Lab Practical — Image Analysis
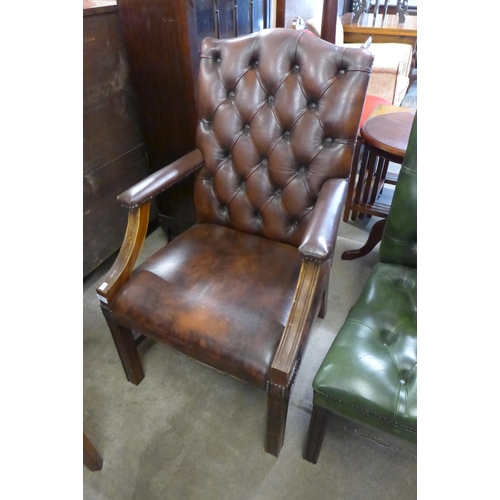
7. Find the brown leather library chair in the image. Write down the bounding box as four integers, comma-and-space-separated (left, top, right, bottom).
95, 28, 373, 457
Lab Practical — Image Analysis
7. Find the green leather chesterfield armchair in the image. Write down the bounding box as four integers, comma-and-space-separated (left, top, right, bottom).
304, 113, 417, 464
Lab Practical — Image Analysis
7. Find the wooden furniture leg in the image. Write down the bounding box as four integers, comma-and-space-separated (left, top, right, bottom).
304, 405, 329, 464
359, 150, 378, 219
101, 307, 145, 385
265, 385, 291, 457
341, 219, 386, 260
83, 433, 103, 471
376, 158, 390, 196
370, 156, 385, 204
344, 137, 364, 222
351, 145, 370, 221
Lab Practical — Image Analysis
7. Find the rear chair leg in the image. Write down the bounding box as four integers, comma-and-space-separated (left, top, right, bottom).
304, 404, 329, 464
101, 306, 145, 385
265, 384, 291, 457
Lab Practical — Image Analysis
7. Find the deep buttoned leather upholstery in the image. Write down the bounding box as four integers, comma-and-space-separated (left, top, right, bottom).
98, 28, 373, 456
306, 113, 417, 462
194, 30, 372, 247
312, 261, 417, 441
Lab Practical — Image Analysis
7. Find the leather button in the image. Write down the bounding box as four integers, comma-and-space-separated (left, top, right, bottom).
240, 181, 246, 189
283, 131, 290, 138
293, 65, 299, 72
324, 137, 333, 145
268, 96, 274, 104
275, 189, 281, 195
261, 159, 268, 166
228, 91, 235, 99
299, 167, 306, 174
309, 103, 317, 110
244, 124, 250, 131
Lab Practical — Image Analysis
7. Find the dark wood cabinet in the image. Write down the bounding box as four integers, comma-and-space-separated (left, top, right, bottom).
83, 1, 157, 277
115, 0, 270, 239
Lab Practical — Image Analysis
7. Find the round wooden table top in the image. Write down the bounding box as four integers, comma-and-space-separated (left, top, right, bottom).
361, 110, 416, 157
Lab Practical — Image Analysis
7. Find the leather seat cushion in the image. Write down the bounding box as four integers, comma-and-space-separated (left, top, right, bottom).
313, 262, 417, 442
111, 223, 305, 389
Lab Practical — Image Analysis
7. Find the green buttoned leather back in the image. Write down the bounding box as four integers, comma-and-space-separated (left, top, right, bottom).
311, 112, 418, 442
379, 113, 417, 268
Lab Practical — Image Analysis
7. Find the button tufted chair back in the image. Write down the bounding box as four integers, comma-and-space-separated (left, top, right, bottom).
195, 29, 373, 246
304, 113, 417, 465
379, 112, 417, 268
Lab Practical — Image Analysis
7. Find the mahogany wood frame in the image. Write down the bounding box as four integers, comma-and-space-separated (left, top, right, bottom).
83, 433, 103, 472
303, 404, 329, 464
341, 218, 386, 260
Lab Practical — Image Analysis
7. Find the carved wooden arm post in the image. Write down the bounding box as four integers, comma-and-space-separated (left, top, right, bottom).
96, 149, 205, 306
265, 178, 347, 456
96, 203, 150, 306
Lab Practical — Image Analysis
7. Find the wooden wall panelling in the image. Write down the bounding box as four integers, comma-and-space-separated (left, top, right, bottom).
83, 2, 158, 277
320, 0, 339, 43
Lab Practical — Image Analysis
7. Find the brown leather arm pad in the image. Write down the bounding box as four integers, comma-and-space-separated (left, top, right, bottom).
298, 178, 348, 261
117, 149, 205, 209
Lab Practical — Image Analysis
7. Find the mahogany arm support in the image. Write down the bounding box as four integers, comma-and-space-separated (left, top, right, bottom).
298, 178, 348, 262
96, 203, 151, 306
95, 150, 204, 305
270, 179, 347, 387
270, 259, 322, 388
117, 149, 205, 209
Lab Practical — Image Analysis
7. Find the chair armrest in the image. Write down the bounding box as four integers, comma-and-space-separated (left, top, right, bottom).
270, 179, 347, 387
299, 178, 348, 262
117, 149, 205, 209
96, 203, 150, 305
270, 259, 322, 388
96, 149, 205, 304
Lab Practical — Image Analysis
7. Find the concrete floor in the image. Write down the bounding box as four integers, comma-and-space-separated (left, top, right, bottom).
83, 185, 417, 499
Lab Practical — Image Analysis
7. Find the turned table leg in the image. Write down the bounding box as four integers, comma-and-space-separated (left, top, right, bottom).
341, 219, 386, 261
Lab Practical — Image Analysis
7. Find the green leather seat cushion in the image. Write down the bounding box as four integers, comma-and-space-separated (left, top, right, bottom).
313, 262, 417, 442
